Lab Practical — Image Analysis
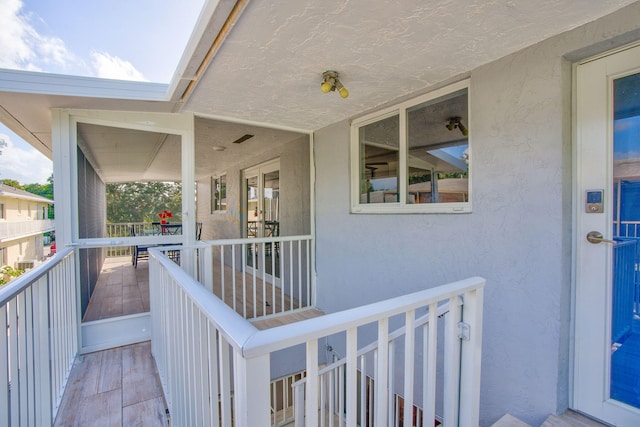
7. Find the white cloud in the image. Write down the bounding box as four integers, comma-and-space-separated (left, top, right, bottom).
0, 131, 53, 184
0, 0, 146, 80
0, 0, 78, 72
91, 51, 147, 81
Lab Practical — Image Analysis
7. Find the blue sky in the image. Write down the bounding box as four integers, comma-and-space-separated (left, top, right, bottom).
0, 0, 204, 184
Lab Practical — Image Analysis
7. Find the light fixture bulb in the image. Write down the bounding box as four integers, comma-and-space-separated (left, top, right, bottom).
321, 81, 333, 93
338, 86, 349, 98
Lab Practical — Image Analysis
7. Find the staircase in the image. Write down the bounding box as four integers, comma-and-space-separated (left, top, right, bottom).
491, 411, 610, 427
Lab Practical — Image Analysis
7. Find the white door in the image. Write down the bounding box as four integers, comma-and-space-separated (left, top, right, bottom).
574, 44, 640, 425
242, 159, 280, 279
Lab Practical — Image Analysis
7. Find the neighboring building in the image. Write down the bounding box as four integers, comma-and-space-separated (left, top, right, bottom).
0, 183, 54, 270
3, 2, 640, 426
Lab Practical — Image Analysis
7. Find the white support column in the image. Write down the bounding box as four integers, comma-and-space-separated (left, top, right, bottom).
181, 113, 196, 245
233, 352, 271, 427
51, 109, 74, 247
459, 288, 484, 427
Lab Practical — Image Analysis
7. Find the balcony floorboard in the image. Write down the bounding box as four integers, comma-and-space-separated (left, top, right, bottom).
83, 256, 148, 322
54, 341, 167, 427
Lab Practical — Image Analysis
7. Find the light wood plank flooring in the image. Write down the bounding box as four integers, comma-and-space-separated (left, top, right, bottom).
54, 341, 167, 427
83, 257, 149, 321
210, 259, 314, 319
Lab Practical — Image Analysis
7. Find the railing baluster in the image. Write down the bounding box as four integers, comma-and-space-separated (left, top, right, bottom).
252, 244, 257, 319
1, 305, 9, 427
306, 239, 311, 308
24, 287, 36, 426
220, 247, 226, 305
443, 296, 461, 426
298, 240, 302, 310
388, 339, 395, 427
271, 243, 276, 315
206, 324, 219, 426
232, 244, 237, 313
359, 355, 366, 427
289, 241, 294, 312
242, 244, 247, 318
423, 303, 437, 425
262, 242, 267, 317
403, 310, 415, 427
375, 318, 389, 426
280, 240, 285, 313
219, 339, 232, 426
320, 373, 326, 427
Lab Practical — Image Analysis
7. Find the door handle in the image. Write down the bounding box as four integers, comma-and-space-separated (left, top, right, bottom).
586, 231, 616, 245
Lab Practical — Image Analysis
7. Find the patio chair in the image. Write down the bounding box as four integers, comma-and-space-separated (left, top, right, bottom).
131, 225, 153, 268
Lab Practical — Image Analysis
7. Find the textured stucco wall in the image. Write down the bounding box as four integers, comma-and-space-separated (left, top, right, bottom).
196, 135, 310, 240
313, 3, 640, 425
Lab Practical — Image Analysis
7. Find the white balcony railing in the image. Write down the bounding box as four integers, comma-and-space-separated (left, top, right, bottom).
0, 248, 78, 426
157, 235, 314, 320
0, 219, 55, 241
149, 247, 485, 427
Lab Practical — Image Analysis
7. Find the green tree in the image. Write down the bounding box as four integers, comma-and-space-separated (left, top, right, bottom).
1, 178, 24, 189
24, 176, 54, 200
106, 182, 182, 223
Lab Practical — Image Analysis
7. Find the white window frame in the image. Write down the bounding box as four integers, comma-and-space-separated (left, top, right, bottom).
350, 79, 471, 214
211, 173, 228, 213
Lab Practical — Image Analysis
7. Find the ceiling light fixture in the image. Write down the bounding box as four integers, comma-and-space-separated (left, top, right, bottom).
446, 117, 469, 136
321, 70, 349, 98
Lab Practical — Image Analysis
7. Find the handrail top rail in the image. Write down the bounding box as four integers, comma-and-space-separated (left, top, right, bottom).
0, 247, 74, 306
243, 276, 485, 358
201, 234, 313, 246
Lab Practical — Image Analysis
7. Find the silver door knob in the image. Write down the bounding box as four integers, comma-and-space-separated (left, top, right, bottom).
586, 231, 616, 245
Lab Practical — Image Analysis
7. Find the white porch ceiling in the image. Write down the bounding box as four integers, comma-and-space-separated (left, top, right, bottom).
183, 0, 639, 130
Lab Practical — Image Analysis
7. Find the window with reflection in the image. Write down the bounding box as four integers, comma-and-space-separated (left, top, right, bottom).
407, 88, 469, 204
211, 174, 227, 212
359, 114, 399, 204
351, 81, 470, 213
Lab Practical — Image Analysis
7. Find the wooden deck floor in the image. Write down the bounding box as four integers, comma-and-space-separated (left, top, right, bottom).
54, 341, 167, 427
83, 257, 149, 321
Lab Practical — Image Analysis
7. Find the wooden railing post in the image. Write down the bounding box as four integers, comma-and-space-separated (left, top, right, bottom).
459, 287, 484, 427
234, 352, 271, 426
